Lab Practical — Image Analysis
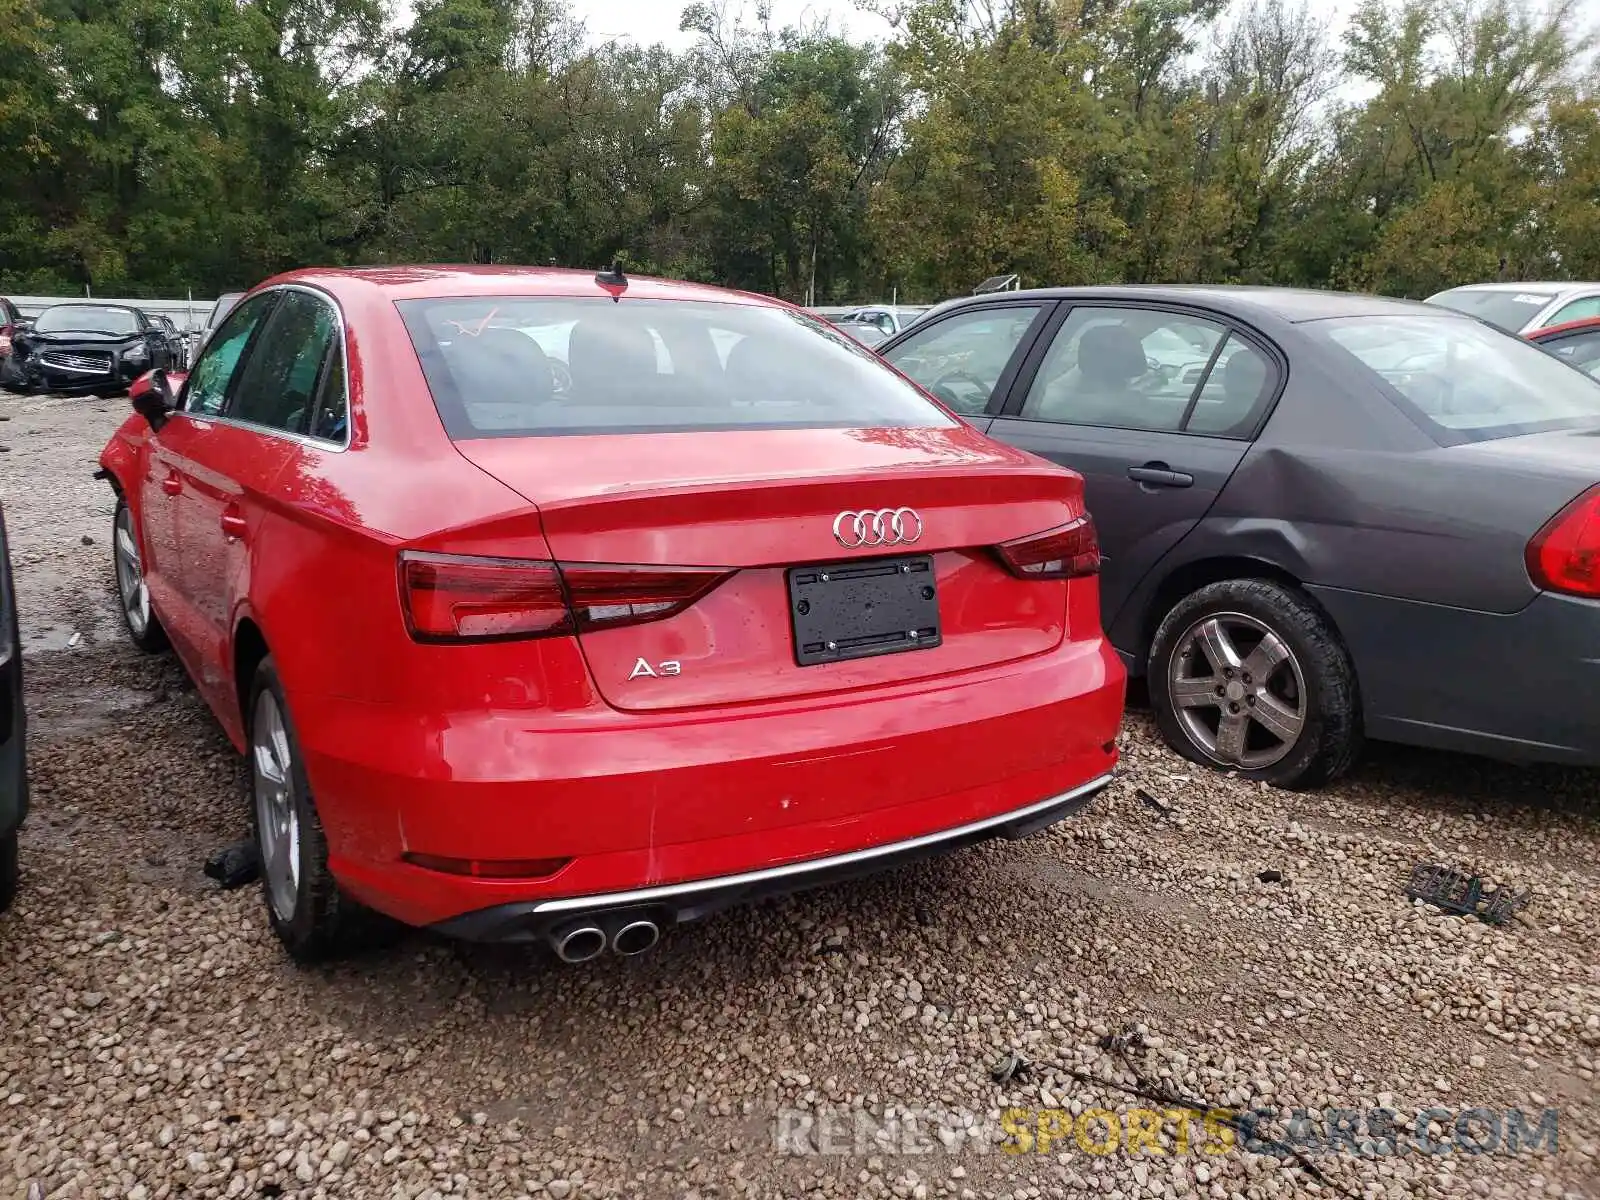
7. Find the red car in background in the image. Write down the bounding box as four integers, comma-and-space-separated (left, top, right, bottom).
97, 266, 1124, 962
1527, 315, 1600, 379
0, 297, 24, 391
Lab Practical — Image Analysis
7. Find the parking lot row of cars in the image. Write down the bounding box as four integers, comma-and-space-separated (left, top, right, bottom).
4, 269, 1599, 974
0, 293, 247, 396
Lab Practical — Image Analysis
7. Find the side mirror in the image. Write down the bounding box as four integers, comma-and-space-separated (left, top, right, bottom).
130, 368, 175, 432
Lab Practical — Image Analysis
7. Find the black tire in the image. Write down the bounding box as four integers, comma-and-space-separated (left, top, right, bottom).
246, 656, 370, 961
1147, 578, 1361, 790
112, 498, 169, 652
0, 829, 17, 914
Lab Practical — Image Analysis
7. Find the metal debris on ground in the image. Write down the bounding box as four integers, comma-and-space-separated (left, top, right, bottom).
1135, 787, 1173, 816
1405, 862, 1529, 925
203, 839, 261, 890
990, 1052, 1030, 1084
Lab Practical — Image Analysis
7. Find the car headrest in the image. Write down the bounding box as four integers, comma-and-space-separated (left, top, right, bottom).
1223, 345, 1269, 404
723, 334, 773, 393
567, 319, 658, 399
446, 326, 553, 406
1078, 324, 1148, 386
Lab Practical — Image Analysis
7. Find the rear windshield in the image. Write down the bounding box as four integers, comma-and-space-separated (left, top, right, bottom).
397, 296, 957, 438
1425, 287, 1555, 332
34, 306, 139, 336
1313, 314, 1600, 442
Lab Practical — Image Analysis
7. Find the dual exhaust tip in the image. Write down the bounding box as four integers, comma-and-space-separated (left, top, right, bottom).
551, 916, 660, 963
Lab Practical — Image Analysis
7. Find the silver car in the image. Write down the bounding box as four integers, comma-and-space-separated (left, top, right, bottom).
1425, 281, 1600, 334
190, 291, 246, 362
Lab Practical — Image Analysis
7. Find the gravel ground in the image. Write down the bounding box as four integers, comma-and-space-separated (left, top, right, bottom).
1, 392, 1597, 1200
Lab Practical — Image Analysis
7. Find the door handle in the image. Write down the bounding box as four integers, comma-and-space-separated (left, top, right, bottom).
220, 508, 247, 541
161, 473, 182, 497
1128, 463, 1194, 489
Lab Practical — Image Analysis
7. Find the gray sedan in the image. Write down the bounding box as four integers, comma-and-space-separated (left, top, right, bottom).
878, 286, 1600, 788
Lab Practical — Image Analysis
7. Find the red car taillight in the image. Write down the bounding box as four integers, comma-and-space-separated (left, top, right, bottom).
1526, 484, 1600, 598
0, 327, 12, 356
399, 551, 733, 642
992, 516, 1101, 580
400, 553, 569, 640
561, 562, 735, 631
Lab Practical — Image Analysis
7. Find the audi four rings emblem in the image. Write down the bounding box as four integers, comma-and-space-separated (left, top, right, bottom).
832, 507, 924, 548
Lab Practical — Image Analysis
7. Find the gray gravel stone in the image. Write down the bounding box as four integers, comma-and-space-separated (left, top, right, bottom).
0, 395, 1596, 1200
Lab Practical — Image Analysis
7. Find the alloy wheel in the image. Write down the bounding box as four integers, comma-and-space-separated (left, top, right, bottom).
252, 689, 301, 922
113, 507, 149, 636
1167, 611, 1307, 769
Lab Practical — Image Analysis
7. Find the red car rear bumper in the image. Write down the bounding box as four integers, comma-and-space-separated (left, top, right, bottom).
297, 637, 1126, 933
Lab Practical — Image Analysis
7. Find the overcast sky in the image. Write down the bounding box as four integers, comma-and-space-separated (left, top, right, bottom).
570, 0, 1600, 59
575, 0, 896, 49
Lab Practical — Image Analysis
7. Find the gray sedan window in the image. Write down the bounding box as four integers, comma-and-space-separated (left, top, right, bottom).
1318, 314, 1600, 441
880, 305, 1042, 415
1022, 308, 1225, 432
1183, 337, 1275, 436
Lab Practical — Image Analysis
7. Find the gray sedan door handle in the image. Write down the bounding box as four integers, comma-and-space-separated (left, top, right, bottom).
1128, 463, 1194, 488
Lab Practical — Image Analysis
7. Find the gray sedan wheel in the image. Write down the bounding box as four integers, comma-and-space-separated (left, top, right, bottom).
1148, 579, 1362, 790
1167, 612, 1306, 770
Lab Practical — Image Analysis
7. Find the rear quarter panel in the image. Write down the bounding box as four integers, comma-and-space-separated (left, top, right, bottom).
1160, 330, 1557, 615
1117, 326, 1596, 739
231, 289, 605, 864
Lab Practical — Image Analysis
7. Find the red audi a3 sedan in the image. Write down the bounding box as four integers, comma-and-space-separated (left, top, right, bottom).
97, 266, 1125, 962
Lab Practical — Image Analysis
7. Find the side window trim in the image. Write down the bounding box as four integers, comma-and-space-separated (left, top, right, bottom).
1177, 333, 1232, 429
998, 301, 1072, 418
1001, 299, 1288, 440
217, 301, 277, 418
304, 337, 346, 442
984, 301, 1055, 416
886, 300, 1057, 417
179, 291, 280, 417
205, 285, 352, 451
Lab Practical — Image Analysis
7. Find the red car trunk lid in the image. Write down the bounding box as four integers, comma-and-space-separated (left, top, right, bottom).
454, 427, 1088, 712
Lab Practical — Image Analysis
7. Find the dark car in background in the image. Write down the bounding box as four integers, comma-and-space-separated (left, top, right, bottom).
880, 286, 1600, 788
12, 303, 177, 396
151, 313, 189, 370
0, 501, 24, 913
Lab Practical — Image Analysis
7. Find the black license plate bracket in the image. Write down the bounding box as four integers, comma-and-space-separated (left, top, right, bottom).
787, 555, 942, 666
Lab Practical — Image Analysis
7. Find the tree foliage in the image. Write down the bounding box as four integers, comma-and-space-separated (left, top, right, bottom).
0, 0, 1596, 301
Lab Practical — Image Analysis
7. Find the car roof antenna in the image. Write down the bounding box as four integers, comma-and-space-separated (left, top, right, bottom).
596, 259, 627, 301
